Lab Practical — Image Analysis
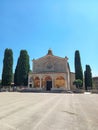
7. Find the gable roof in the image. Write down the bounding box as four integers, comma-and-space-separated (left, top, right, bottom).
32, 49, 68, 62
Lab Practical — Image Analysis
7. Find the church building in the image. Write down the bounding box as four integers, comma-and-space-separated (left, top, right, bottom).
28, 49, 75, 91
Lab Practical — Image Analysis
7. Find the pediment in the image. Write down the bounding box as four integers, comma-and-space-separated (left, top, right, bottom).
33, 54, 67, 63
32, 50, 69, 73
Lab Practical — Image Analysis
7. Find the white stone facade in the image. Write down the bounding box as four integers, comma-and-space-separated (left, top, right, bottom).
28, 50, 75, 91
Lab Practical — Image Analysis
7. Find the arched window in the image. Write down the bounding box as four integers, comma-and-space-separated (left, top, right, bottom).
34, 77, 40, 87
45, 76, 52, 81
55, 76, 65, 88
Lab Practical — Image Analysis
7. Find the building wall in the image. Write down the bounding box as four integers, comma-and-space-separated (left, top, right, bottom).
28, 72, 70, 90
33, 55, 68, 73
93, 77, 98, 89
70, 72, 76, 90
28, 50, 71, 90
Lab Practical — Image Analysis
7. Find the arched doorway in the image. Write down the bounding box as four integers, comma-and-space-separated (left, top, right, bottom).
45, 76, 52, 91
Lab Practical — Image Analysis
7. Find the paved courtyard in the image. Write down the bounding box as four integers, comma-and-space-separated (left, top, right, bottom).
0, 92, 98, 130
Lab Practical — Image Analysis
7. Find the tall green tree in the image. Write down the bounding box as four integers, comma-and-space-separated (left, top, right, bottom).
84, 65, 92, 90
74, 50, 83, 88
2, 48, 13, 86
14, 50, 30, 86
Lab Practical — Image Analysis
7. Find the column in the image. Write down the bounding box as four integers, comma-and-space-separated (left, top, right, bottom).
65, 74, 68, 90
32, 77, 35, 88
32, 79, 34, 88
42, 78, 45, 89
52, 76, 54, 89
40, 76, 42, 89
66, 73, 70, 90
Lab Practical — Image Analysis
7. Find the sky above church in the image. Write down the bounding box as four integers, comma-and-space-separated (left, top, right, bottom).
0, 0, 98, 78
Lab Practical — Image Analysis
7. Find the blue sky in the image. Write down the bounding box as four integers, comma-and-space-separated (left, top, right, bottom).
0, 0, 98, 79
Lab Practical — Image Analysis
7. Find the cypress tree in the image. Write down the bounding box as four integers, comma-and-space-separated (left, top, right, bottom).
74, 50, 83, 88
84, 65, 92, 90
2, 48, 13, 86
14, 50, 30, 86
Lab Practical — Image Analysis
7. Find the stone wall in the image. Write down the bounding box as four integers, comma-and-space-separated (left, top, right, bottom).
33, 55, 68, 73
70, 72, 76, 90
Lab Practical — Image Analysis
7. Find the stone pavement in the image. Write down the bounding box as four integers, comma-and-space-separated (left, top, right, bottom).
0, 92, 98, 130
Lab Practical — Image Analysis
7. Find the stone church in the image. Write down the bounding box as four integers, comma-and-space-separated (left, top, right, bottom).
28, 49, 75, 91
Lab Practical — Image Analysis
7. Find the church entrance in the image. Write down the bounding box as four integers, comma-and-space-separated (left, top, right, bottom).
46, 81, 52, 91
45, 76, 52, 91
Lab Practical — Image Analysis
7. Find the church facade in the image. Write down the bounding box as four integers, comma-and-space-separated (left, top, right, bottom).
28, 49, 75, 91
